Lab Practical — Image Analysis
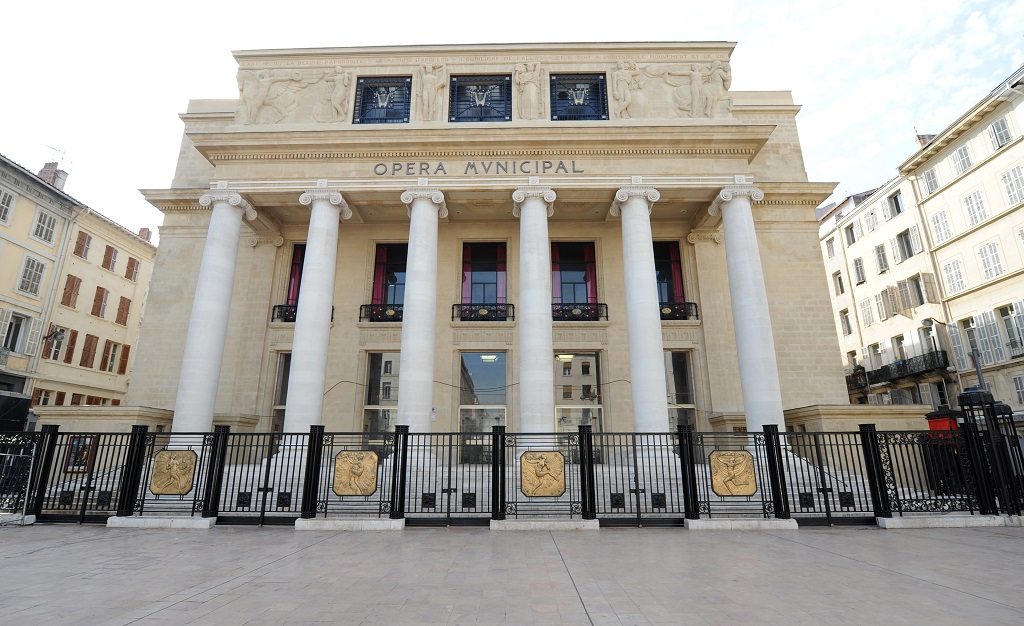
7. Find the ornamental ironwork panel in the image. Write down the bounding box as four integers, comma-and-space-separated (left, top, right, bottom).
659, 301, 699, 321
353, 76, 411, 124
550, 74, 608, 121
552, 303, 608, 321
449, 75, 512, 122
452, 303, 513, 321
360, 304, 404, 322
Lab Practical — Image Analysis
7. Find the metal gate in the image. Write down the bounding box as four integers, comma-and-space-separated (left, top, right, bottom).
403, 433, 492, 525
214, 433, 306, 525
590, 433, 686, 526
33, 432, 132, 523
780, 432, 876, 525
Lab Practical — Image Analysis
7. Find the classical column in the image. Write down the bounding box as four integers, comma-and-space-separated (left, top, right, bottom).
172, 190, 256, 433
611, 186, 670, 432
513, 187, 557, 432
396, 187, 446, 432
710, 184, 786, 431
283, 186, 350, 433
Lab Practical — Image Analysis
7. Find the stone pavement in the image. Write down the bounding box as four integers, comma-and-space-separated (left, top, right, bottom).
1, 524, 1023, 624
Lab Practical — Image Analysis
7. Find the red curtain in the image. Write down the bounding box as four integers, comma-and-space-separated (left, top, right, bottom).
461, 244, 473, 303
670, 243, 684, 302
550, 243, 561, 302
372, 245, 388, 304
496, 243, 507, 303
287, 244, 305, 306
584, 243, 597, 304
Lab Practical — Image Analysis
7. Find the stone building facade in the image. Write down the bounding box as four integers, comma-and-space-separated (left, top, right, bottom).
128, 42, 858, 435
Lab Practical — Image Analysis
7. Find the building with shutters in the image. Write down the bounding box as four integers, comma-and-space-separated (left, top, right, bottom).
819, 64, 1024, 414
0, 153, 156, 425
121, 41, 900, 437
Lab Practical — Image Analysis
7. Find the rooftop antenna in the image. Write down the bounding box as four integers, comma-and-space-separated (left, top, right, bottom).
45, 145, 72, 169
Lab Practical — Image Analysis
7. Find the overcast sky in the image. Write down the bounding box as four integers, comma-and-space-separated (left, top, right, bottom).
3, 0, 1022, 239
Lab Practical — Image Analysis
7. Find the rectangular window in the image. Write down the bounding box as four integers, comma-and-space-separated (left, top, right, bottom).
563, 362, 572, 376
365, 352, 399, 410
825, 238, 835, 258
931, 210, 953, 243
80, 334, 99, 368
581, 361, 591, 376
100, 340, 121, 373
367, 243, 407, 321
115, 297, 131, 325
61, 274, 81, 308
101, 245, 118, 271
459, 352, 508, 441
978, 242, 1004, 280
462, 242, 507, 306
124, 257, 140, 282
1002, 165, 1024, 206
2, 313, 27, 352
952, 146, 973, 175
832, 271, 845, 295
286, 244, 305, 306
943, 259, 966, 294
70, 393, 83, 406
352, 76, 412, 124
888, 192, 904, 216
18, 257, 46, 296
381, 382, 392, 399
552, 242, 599, 320
43, 326, 66, 360
448, 75, 512, 122
864, 210, 878, 231
1014, 375, 1024, 406
922, 168, 939, 195
853, 258, 866, 284
32, 210, 57, 243
554, 352, 603, 433
874, 244, 889, 273
0, 187, 14, 223
859, 298, 875, 327
844, 220, 862, 245
893, 226, 921, 262
91, 287, 109, 318
963, 191, 987, 225
653, 242, 686, 304
989, 117, 1013, 150
550, 74, 609, 121
840, 309, 853, 336
73, 231, 91, 258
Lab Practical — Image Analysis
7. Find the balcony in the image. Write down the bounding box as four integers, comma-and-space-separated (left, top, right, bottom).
452, 303, 514, 321
659, 301, 699, 321
866, 350, 949, 385
1008, 338, 1024, 360
845, 369, 868, 393
360, 304, 404, 322
552, 303, 608, 321
271, 305, 333, 323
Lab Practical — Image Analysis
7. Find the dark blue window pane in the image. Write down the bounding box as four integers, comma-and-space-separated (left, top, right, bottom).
449, 75, 512, 122
353, 77, 411, 124
550, 74, 608, 121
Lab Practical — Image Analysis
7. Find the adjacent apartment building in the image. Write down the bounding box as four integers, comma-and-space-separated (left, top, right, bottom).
0, 154, 156, 423
820, 64, 1024, 414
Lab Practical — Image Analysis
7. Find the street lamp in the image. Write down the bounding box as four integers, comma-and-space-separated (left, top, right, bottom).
41, 324, 66, 346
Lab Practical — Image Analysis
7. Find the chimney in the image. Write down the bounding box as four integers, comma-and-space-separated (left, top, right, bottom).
138, 227, 152, 242
38, 162, 69, 190
916, 134, 937, 148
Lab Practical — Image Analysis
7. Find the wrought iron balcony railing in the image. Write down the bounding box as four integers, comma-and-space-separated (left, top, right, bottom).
0, 347, 9, 367
552, 303, 608, 321
271, 305, 333, 323
866, 350, 949, 385
360, 304, 404, 322
1008, 338, 1024, 360
846, 370, 868, 392
659, 301, 699, 321
452, 303, 514, 321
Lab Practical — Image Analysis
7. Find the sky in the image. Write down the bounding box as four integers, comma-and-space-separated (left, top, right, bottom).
3, 0, 1023, 240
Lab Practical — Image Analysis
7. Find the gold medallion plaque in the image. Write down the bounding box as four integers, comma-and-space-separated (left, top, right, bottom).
520, 451, 565, 497
334, 451, 379, 496
149, 450, 197, 495
709, 450, 756, 496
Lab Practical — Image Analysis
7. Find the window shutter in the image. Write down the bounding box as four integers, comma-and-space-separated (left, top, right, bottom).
867, 394, 880, 405
982, 310, 1006, 363
63, 330, 78, 364
0, 308, 11, 346
1013, 301, 1024, 346
948, 325, 969, 370
55, 391, 66, 406
875, 293, 887, 320
897, 280, 913, 311
918, 383, 935, 409
42, 333, 53, 359
92, 288, 104, 316
853, 219, 863, 239
116, 297, 131, 325
61, 275, 77, 306
853, 258, 865, 283
973, 314, 995, 366
23, 318, 42, 355
102, 245, 114, 269
890, 237, 902, 264
118, 345, 131, 375
882, 201, 891, 221
921, 273, 939, 303
909, 225, 922, 253
100, 340, 112, 371
124, 258, 135, 280
74, 231, 89, 257
31, 389, 41, 406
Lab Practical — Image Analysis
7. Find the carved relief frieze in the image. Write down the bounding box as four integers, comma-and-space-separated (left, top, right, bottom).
149, 450, 197, 496
312, 67, 353, 123
520, 451, 565, 497
417, 63, 448, 122
360, 329, 402, 346
237, 68, 326, 125
709, 450, 756, 497
453, 329, 514, 345
514, 62, 543, 120
662, 328, 701, 345
333, 451, 378, 496
552, 329, 608, 344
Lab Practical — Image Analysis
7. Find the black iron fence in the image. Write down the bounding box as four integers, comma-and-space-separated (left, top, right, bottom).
9, 416, 1023, 527
867, 350, 949, 385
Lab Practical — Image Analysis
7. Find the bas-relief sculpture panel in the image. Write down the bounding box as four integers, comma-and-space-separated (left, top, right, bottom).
233, 59, 733, 125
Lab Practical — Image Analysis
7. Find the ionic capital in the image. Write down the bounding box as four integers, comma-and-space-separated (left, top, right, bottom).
249, 235, 285, 248
400, 187, 447, 219
610, 186, 660, 217
708, 184, 764, 216
199, 191, 257, 221
299, 189, 352, 220
686, 229, 723, 245
511, 186, 556, 218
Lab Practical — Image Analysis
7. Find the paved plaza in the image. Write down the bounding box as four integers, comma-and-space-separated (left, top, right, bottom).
1, 523, 1023, 624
